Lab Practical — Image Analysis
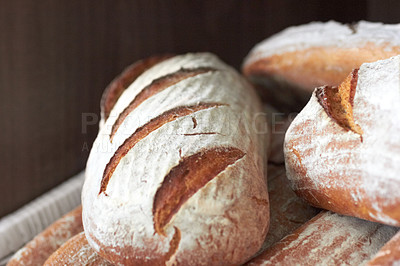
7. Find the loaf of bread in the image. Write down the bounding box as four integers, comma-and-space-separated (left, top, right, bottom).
44, 232, 112, 266
367, 231, 400, 265
284, 55, 400, 226
246, 211, 398, 265
243, 21, 400, 111
7, 205, 83, 266
82, 53, 269, 265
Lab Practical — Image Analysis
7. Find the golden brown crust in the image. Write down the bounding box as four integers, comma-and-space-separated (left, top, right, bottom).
368, 231, 400, 266
100, 55, 172, 121
7, 206, 83, 266
153, 147, 245, 235
100, 103, 224, 195
244, 44, 400, 111
110, 67, 215, 141
246, 211, 397, 265
44, 232, 112, 266
316, 69, 362, 136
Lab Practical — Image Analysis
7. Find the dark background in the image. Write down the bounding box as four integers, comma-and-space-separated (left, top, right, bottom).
1, 0, 399, 217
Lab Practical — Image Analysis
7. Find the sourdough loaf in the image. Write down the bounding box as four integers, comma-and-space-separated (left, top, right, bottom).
83, 53, 269, 265
243, 21, 400, 111
284, 55, 400, 225
246, 211, 398, 265
7, 206, 83, 266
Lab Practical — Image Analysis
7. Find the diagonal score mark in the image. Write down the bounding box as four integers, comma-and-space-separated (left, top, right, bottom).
99, 103, 225, 195
101, 55, 172, 122
110, 67, 217, 141
153, 147, 245, 235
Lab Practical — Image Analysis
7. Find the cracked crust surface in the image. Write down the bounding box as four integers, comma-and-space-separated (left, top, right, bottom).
83, 53, 269, 265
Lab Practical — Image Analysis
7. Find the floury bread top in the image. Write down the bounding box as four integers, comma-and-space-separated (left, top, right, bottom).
244, 21, 400, 66
82, 53, 270, 265
284, 55, 400, 226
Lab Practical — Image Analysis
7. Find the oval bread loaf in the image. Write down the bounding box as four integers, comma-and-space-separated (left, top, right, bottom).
246, 211, 398, 266
7, 206, 83, 266
284, 55, 400, 226
243, 21, 400, 111
82, 53, 270, 265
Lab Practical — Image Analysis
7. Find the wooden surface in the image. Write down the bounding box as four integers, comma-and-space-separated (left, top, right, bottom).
0, 0, 397, 217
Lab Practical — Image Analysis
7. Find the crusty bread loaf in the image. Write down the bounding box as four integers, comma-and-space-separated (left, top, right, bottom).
44, 232, 112, 266
246, 211, 398, 266
243, 21, 400, 111
82, 53, 269, 265
367, 231, 400, 266
7, 205, 83, 266
284, 55, 400, 226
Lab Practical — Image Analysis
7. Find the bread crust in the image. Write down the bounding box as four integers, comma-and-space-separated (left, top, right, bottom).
284, 56, 400, 225
246, 211, 398, 265
83, 53, 269, 265
7, 206, 83, 266
367, 231, 400, 265
243, 21, 400, 111
251, 164, 319, 258
44, 232, 112, 266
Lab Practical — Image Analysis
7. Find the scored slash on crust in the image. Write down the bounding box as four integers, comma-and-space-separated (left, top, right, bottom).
101, 55, 172, 122
153, 147, 245, 236
109, 67, 217, 142
99, 103, 225, 195
316, 69, 363, 137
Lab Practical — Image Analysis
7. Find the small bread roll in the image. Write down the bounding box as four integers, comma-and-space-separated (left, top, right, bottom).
246, 211, 398, 266
7, 206, 83, 266
44, 232, 112, 266
83, 53, 269, 265
243, 21, 400, 111
284, 55, 400, 225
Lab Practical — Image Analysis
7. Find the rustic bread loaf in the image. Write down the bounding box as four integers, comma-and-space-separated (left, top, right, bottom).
246, 211, 398, 266
367, 231, 400, 266
243, 21, 400, 111
44, 232, 112, 266
82, 53, 269, 265
7, 206, 83, 266
284, 55, 400, 226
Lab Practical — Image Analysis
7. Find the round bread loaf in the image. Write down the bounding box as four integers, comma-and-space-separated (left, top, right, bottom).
243, 21, 400, 111
82, 53, 269, 265
284, 55, 400, 226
